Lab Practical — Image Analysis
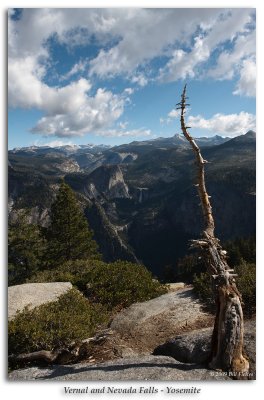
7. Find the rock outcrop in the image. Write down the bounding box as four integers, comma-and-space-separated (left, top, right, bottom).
8, 282, 72, 320
8, 355, 231, 381
110, 288, 214, 352
83, 165, 130, 200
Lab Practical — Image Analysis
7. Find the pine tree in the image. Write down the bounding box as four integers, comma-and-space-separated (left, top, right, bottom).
46, 182, 100, 266
8, 212, 46, 285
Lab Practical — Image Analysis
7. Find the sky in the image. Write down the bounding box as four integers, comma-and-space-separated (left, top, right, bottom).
2, 3, 264, 400
8, 8, 256, 149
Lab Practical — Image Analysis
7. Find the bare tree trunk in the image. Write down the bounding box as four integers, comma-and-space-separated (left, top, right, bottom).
177, 85, 249, 378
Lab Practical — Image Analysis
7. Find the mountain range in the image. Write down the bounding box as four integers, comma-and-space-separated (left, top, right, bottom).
8, 131, 256, 278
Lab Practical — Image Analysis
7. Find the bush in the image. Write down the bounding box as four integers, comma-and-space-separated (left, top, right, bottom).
29, 259, 167, 310
193, 271, 215, 310
86, 260, 167, 310
235, 261, 256, 317
193, 261, 256, 317
28, 259, 104, 291
8, 288, 108, 356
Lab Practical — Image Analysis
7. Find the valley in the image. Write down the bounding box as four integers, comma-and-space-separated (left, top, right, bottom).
8, 131, 256, 278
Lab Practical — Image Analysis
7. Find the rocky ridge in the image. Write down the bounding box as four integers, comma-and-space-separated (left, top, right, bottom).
9, 285, 256, 381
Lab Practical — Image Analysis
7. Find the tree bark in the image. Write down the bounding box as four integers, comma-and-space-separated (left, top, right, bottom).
177, 85, 249, 378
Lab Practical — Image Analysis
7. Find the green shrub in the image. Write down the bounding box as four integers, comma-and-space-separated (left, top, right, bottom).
193, 261, 256, 317
28, 259, 104, 291
235, 261, 256, 317
28, 259, 167, 310
8, 288, 108, 356
193, 272, 215, 311
86, 260, 167, 310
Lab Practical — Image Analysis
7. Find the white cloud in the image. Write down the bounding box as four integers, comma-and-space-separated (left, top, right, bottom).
8, 55, 126, 138
188, 112, 256, 136
159, 9, 255, 86
208, 31, 255, 80
160, 109, 181, 125
30, 87, 125, 137
9, 9, 255, 85
131, 74, 148, 87
159, 36, 210, 82
88, 9, 251, 81
8, 9, 132, 138
8, 14, 127, 138
62, 60, 88, 81
9, 8, 255, 88
168, 109, 181, 119
233, 58, 256, 97
32, 139, 74, 148
123, 88, 134, 95
8, 8, 256, 141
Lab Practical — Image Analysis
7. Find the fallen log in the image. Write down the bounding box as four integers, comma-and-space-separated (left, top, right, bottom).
9, 329, 113, 366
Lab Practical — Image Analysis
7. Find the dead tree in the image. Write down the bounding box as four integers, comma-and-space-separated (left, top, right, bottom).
176, 84, 249, 377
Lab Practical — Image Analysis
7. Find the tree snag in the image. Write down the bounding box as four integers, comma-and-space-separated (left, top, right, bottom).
176, 84, 249, 378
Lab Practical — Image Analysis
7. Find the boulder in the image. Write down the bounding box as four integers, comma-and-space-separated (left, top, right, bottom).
8, 355, 231, 381
153, 319, 256, 379
110, 287, 214, 352
8, 282, 73, 320
153, 327, 212, 364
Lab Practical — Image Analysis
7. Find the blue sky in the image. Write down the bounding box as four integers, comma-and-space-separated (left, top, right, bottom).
8, 8, 256, 149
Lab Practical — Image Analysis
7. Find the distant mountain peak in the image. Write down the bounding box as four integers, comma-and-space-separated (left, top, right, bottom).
245, 130, 256, 138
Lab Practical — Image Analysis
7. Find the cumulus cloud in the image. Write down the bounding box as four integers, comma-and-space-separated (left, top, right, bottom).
159, 36, 210, 81
131, 74, 148, 87
8, 9, 131, 138
88, 8, 254, 83
30, 87, 125, 137
8, 8, 256, 140
168, 109, 181, 119
159, 9, 255, 85
8, 10, 128, 138
8, 53, 125, 137
208, 31, 255, 80
233, 58, 256, 97
9, 9, 255, 85
188, 112, 256, 136
160, 109, 181, 125
123, 88, 134, 95
207, 30, 256, 97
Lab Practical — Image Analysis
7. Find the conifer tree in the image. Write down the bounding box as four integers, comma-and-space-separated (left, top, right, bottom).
46, 182, 100, 266
8, 212, 46, 285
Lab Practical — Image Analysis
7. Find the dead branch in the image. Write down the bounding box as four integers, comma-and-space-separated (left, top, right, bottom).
9, 330, 113, 366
